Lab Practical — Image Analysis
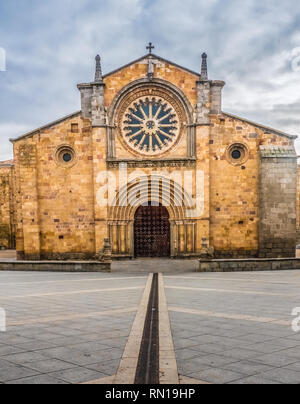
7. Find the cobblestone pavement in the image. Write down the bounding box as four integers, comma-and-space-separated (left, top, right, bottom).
164, 271, 300, 384
0, 272, 147, 384
1, 268, 300, 384
112, 258, 198, 273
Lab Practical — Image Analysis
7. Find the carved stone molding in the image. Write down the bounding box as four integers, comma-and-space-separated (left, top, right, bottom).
108, 78, 194, 125
106, 158, 196, 169
108, 220, 132, 226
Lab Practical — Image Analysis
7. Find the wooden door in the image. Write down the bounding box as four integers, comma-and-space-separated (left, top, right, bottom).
134, 204, 170, 257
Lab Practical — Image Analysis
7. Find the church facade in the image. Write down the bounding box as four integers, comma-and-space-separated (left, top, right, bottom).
0, 47, 298, 260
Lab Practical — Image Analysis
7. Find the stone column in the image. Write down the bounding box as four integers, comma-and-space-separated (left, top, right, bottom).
81, 55, 109, 254
259, 146, 297, 258
196, 81, 211, 125
119, 223, 127, 254
297, 165, 300, 245
18, 143, 41, 260
78, 85, 93, 119
92, 126, 109, 253
178, 223, 186, 254
111, 223, 118, 254
186, 222, 195, 253
13, 145, 25, 259
210, 81, 225, 115
187, 126, 196, 158
170, 221, 178, 257
194, 124, 211, 255
127, 221, 134, 256
193, 56, 215, 255
195, 53, 220, 125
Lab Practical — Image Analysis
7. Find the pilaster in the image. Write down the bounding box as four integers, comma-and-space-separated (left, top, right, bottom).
195, 124, 211, 254
210, 80, 225, 115
196, 80, 211, 125
18, 143, 41, 260
259, 146, 297, 258
92, 127, 109, 253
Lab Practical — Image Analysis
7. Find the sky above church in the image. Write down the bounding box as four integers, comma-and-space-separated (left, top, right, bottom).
1, 0, 300, 160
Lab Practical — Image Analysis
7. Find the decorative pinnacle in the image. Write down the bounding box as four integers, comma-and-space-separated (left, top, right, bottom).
201, 52, 208, 80
146, 42, 155, 54
95, 54, 103, 82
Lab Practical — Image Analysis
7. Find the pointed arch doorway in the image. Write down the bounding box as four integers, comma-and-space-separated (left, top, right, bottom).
134, 203, 170, 258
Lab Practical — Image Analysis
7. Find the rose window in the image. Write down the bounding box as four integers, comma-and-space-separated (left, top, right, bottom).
121, 96, 180, 156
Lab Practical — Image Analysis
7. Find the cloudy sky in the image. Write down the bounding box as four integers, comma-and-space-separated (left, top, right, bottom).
1, 0, 300, 160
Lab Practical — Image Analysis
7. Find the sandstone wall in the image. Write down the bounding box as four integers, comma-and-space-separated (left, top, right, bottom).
13, 115, 97, 260
259, 146, 297, 258
0, 161, 16, 249
210, 114, 294, 258
10, 56, 298, 260
296, 165, 300, 245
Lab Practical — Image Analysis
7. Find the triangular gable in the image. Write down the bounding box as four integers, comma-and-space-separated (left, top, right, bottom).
103, 53, 200, 80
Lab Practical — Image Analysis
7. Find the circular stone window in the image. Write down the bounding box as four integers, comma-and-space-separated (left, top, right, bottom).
63, 153, 72, 163
231, 150, 241, 160
120, 94, 182, 157
226, 143, 249, 166
55, 145, 76, 167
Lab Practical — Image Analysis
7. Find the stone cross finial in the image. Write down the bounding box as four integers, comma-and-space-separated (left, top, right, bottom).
95, 54, 103, 82
146, 42, 155, 54
201, 52, 208, 80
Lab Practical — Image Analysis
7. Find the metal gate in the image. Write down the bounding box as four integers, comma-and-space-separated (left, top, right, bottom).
134, 204, 170, 258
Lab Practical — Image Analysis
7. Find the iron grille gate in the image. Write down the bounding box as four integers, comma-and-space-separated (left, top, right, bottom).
134, 204, 170, 258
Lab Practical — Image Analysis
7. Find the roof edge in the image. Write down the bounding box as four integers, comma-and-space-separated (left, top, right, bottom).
0, 159, 14, 168
101, 53, 201, 80
10, 111, 82, 143
223, 112, 298, 140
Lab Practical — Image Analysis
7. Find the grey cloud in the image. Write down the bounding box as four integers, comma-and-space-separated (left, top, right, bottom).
0, 0, 300, 159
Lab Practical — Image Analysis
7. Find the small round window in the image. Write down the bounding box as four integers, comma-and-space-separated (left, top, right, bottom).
63, 153, 72, 163
231, 150, 241, 160
226, 143, 248, 166
55, 145, 76, 167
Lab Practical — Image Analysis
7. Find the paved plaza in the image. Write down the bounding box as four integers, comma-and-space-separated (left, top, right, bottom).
165, 271, 300, 384
0, 265, 300, 384
0, 272, 147, 384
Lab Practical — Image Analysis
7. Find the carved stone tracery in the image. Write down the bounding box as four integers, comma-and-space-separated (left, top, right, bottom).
106, 78, 195, 160
117, 86, 187, 158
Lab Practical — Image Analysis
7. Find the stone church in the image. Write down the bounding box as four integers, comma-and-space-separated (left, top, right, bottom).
0, 45, 298, 260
